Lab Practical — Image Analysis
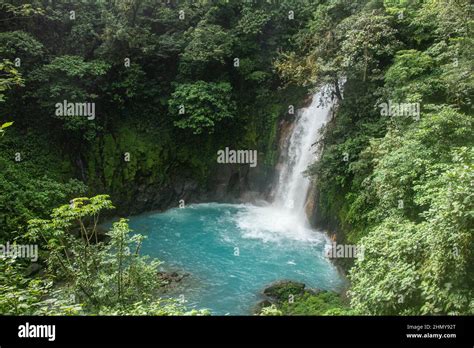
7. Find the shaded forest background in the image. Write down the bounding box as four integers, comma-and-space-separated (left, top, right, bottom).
0, 0, 472, 315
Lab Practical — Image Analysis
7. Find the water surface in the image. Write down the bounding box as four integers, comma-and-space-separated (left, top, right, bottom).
126, 202, 344, 315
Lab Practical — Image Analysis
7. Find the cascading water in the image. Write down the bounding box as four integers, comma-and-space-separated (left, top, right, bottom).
120, 88, 342, 314
234, 90, 332, 242
273, 91, 332, 217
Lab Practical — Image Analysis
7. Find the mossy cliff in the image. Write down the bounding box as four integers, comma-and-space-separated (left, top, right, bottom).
83, 86, 307, 215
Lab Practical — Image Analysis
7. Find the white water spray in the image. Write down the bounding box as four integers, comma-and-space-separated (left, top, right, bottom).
235, 90, 332, 242
272, 91, 332, 219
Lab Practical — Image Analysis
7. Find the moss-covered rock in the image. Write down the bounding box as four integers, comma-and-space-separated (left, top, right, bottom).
263, 280, 307, 302
258, 280, 352, 316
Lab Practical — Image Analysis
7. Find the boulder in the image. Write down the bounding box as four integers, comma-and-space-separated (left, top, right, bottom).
262, 280, 307, 302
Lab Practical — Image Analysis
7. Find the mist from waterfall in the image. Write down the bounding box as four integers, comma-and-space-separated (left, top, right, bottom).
234, 90, 333, 242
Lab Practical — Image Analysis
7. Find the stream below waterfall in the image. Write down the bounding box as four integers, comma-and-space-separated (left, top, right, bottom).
118, 91, 344, 315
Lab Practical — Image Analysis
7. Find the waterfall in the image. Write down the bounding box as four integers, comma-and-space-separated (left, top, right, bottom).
272, 91, 332, 221
234, 90, 332, 242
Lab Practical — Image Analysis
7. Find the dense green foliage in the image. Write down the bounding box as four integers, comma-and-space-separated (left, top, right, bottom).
279, 0, 473, 314
20, 194, 207, 315
258, 281, 351, 316
169, 81, 236, 134
0, 0, 312, 315
261, 291, 352, 316
278, 292, 352, 316
0, 254, 83, 315
0, 0, 311, 237
0, 0, 472, 316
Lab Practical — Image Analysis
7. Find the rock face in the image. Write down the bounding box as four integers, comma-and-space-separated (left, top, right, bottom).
266, 118, 295, 202
117, 160, 274, 216
108, 95, 310, 217
305, 184, 317, 225
308, 105, 338, 232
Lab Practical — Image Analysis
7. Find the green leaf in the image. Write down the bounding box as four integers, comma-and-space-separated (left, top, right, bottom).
1, 121, 14, 129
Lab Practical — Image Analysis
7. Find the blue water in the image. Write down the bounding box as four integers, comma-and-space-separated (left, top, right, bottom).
123, 202, 344, 315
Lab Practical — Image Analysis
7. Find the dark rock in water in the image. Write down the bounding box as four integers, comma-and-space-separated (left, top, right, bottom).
262, 280, 307, 302
157, 271, 192, 295
157, 271, 190, 284
256, 280, 325, 315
